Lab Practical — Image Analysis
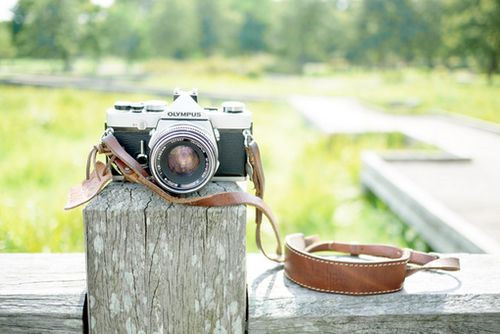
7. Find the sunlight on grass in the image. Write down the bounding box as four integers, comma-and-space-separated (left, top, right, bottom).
1, 85, 429, 252
140, 61, 500, 123
248, 101, 429, 252
2, 58, 498, 124
0, 85, 135, 252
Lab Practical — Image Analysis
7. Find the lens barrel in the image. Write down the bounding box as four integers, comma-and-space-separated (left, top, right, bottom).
149, 124, 218, 194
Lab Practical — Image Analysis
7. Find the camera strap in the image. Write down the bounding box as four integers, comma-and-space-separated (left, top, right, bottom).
66, 133, 460, 295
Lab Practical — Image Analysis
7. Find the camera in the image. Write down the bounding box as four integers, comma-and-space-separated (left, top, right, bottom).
106, 89, 252, 194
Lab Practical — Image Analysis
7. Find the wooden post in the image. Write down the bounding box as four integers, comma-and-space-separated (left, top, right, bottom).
83, 182, 246, 334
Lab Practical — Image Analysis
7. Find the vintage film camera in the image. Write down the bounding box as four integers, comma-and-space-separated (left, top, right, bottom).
105, 89, 252, 194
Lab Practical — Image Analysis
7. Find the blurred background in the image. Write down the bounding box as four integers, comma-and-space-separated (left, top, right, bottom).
0, 0, 498, 253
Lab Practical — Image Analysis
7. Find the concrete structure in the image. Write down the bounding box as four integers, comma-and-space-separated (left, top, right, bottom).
292, 96, 500, 253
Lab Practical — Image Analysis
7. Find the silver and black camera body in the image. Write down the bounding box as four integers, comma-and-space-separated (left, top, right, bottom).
106, 89, 252, 194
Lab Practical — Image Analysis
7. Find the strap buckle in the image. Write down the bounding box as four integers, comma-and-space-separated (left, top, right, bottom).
102, 128, 114, 138
428, 252, 441, 259
243, 129, 254, 148
243, 130, 255, 181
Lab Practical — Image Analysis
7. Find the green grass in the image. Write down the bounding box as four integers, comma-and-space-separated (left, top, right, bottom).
140, 60, 500, 124
0, 85, 428, 253
331, 69, 500, 123
250, 101, 429, 252
2, 58, 497, 253
0, 86, 116, 251
2, 58, 499, 122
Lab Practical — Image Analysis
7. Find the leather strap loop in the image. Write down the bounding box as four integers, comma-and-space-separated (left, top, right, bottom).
406, 257, 460, 276
284, 234, 460, 295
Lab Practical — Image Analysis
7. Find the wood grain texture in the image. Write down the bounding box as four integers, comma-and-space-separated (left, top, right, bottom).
83, 181, 246, 334
0, 253, 86, 334
2, 252, 500, 333
247, 253, 500, 333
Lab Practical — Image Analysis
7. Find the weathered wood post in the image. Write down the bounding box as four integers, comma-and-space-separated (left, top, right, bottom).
83, 182, 246, 333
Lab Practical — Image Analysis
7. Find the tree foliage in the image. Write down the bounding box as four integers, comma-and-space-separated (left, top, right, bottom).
350, 0, 420, 66
237, 0, 270, 53
3, 0, 499, 78
0, 23, 15, 60
149, 0, 199, 58
79, 2, 106, 62
12, 0, 80, 70
445, 0, 500, 81
273, 0, 332, 65
100, 2, 149, 63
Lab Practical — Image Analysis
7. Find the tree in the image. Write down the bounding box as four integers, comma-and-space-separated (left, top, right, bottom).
445, 0, 500, 82
100, 2, 150, 64
349, 0, 420, 66
413, 0, 444, 68
11, 0, 35, 42
236, 0, 271, 53
12, 0, 80, 71
195, 0, 241, 55
0, 23, 15, 61
148, 0, 200, 58
79, 2, 107, 65
271, 0, 332, 68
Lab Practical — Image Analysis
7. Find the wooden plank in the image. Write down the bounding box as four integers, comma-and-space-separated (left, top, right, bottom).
83, 181, 246, 334
247, 253, 500, 333
361, 152, 500, 253
2, 252, 500, 333
0, 253, 86, 334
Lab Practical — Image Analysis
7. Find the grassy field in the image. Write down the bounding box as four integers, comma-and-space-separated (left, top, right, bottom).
2, 57, 499, 123
146, 65, 500, 123
2, 58, 497, 253
0, 84, 429, 253
137, 59, 500, 124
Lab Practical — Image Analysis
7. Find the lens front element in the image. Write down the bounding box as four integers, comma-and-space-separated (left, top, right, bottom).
149, 123, 218, 194
167, 145, 200, 176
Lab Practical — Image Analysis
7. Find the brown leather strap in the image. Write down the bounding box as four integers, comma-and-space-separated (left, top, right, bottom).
284, 234, 460, 295
67, 132, 460, 294
65, 160, 112, 210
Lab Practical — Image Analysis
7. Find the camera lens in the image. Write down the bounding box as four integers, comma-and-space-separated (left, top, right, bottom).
149, 124, 218, 194
167, 145, 200, 175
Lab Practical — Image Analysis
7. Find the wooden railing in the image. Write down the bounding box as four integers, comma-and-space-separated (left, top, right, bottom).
1, 182, 499, 333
